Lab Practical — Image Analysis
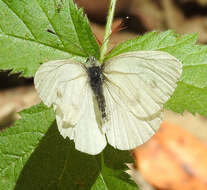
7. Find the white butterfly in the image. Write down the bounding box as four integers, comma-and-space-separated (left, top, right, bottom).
34, 50, 182, 155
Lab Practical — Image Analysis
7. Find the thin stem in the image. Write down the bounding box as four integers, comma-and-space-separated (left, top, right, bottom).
99, 0, 117, 63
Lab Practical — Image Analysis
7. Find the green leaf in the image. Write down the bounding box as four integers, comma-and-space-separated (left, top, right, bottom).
105, 30, 186, 59
165, 82, 207, 116
0, 0, 99, 77
92, 149, 137, 190
0, 104, 137, 190
107, 30, 207, 116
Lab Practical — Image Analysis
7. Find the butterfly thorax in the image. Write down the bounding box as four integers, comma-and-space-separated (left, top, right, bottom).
88, 66, 102, 90
87, 58, 106, 119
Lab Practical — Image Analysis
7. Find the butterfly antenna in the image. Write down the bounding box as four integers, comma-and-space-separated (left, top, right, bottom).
47, 29, 90, 57
101, 16, 129, 47
93, 33, 102, 46
112, 16, 129, 34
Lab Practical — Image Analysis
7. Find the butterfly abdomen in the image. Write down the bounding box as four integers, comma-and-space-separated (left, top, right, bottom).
88, 66, 106, 119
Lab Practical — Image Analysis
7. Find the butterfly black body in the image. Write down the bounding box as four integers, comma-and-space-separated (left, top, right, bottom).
87, 65, 106, 119
46, 30, 107, 119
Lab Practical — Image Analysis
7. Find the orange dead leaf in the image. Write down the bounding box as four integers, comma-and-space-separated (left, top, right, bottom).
132, 122, 207, 190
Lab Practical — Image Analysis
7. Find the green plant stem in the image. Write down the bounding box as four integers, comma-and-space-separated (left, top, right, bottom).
99, 0, 117, 63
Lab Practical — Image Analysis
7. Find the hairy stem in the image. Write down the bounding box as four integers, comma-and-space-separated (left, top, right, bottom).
99, 0, 117, 63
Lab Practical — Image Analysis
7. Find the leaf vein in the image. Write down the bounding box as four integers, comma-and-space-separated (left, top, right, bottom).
100, 173, 109, 190
1, 0, 37, 40
35, 0, 65, 48
0, 33, 71, 55
0, 131, 44, 137
0, 150, 33, 175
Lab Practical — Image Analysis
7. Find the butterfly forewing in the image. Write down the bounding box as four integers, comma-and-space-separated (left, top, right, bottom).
103, 51, 182, 119
34, 60, 87, 106
34, 59, 107, 155
102, 51, 182, 149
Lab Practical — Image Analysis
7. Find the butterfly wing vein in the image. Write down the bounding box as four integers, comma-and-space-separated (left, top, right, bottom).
34, 50, 182, 154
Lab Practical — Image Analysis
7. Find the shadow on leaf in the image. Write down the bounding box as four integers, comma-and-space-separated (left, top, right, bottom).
102, 145, 136, 188
14, 120, 135, 190
14, 121, 101, 190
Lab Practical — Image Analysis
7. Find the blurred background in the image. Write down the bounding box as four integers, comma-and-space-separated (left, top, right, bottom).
1, 1, 207, 189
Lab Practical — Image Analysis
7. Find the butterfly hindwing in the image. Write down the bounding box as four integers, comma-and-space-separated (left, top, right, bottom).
56, 82, 106, 155
103, 81, 162, 149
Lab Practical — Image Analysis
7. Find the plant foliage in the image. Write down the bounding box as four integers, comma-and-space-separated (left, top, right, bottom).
0, 0, 207, 189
